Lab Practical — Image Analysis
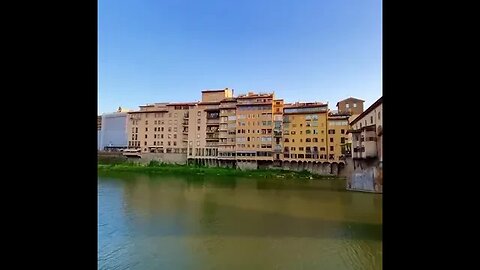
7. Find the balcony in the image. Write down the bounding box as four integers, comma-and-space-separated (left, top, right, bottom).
274, 131, 282, 137
273, 146, 282, 153
206, 119, 220, 125
206, 142, 219, 147
206, 135, 219, 141
206, 129, 218, 134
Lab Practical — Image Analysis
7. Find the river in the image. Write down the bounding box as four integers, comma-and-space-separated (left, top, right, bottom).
98, 172, 382, 269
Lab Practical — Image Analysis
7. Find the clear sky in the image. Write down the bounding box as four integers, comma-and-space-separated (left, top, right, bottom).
98, 0, 382, 114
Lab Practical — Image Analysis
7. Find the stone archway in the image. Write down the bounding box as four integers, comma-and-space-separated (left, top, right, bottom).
331, 162, 339, 175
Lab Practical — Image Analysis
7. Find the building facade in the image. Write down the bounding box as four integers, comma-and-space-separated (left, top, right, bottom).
347, 96, 383, 193
99, 108, 129, 151
120, 88, 366, 175
327, 113, 351, 161
336, 97, 365, 115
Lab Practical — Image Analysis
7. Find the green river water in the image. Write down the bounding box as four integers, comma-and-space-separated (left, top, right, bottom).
98, 172, 382, 269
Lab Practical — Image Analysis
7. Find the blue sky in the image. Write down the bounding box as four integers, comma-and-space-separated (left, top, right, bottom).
98, 0, 382, 114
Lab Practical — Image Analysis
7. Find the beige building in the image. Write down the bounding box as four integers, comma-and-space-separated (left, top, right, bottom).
347, 96, 382, 193
235, 92, 275, 162
349, 96, 382, 161
273, 99, 284, 161
187, 89, 233, 161
336, 97, 365, 115
127, 102, 194, 154
218, 97, 237, 162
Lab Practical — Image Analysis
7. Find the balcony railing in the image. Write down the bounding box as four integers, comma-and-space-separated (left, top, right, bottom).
206, 135, 219, 140
206, 119, 220, 125
206, 142, 219, 147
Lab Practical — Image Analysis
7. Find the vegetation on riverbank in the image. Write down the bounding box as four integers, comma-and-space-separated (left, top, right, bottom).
97, 160, 342, 180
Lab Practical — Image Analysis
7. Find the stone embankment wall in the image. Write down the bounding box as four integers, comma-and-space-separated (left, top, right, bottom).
346, 158, 383, 193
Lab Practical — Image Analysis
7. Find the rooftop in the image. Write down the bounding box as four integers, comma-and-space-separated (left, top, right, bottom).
350, 96, 383, 125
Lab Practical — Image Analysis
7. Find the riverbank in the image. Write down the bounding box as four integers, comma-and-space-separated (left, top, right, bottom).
97, 160, 343, 180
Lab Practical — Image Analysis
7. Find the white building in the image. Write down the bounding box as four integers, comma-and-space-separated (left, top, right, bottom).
99, 107, 130, 151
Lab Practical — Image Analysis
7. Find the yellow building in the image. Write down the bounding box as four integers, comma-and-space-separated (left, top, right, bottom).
327, 113, 350, 161
282, 102, 329, 162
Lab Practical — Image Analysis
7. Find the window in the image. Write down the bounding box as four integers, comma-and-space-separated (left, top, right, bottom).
161, 127, 164, 131
145, 127, 148, 132
168, 134, 172, 139
168, 127, 172, 132
135, 127, 138, 133
154, 141, 156, 145
168, 141, 171, 146
300, 139, 303, 142
353, 103, 357, 108
330, 138, 333, 143
328, 129, 335, 134
173, 142, 177, 146
197, 111, 201, 116
161, 134, 164, 139
313, 138, 318, 142
300, 131, 303, 134
144, 141, 147, 146
284, 138, 289, 142
371, 116, 373, 124
321, 139, 324, 142
341, 129, 345, 134
145, 134, 148, 139
299, 147, 304, 151
292, 139, 295, 143
330, 146, 334, 151
306, 138, 311, 142
341, 137, 345, 143
346, 104, 350, 108
145, 120, 148, 125
197, 126, 200, 131
378, 111, 381, 120
154, 127, 157, 132
291, 131, 296, 135
174, 134, 177, 139
306, 130, 311, 134
154, 134, 157, 139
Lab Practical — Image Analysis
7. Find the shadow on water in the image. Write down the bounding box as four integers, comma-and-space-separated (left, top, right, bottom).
99, 171, 381, 242
132, 198, 382, 242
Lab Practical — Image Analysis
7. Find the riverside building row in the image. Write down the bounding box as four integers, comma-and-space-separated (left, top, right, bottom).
121, 88, 362, 173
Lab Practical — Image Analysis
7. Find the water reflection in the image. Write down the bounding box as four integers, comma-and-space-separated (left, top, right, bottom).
98, 172, 382, 270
